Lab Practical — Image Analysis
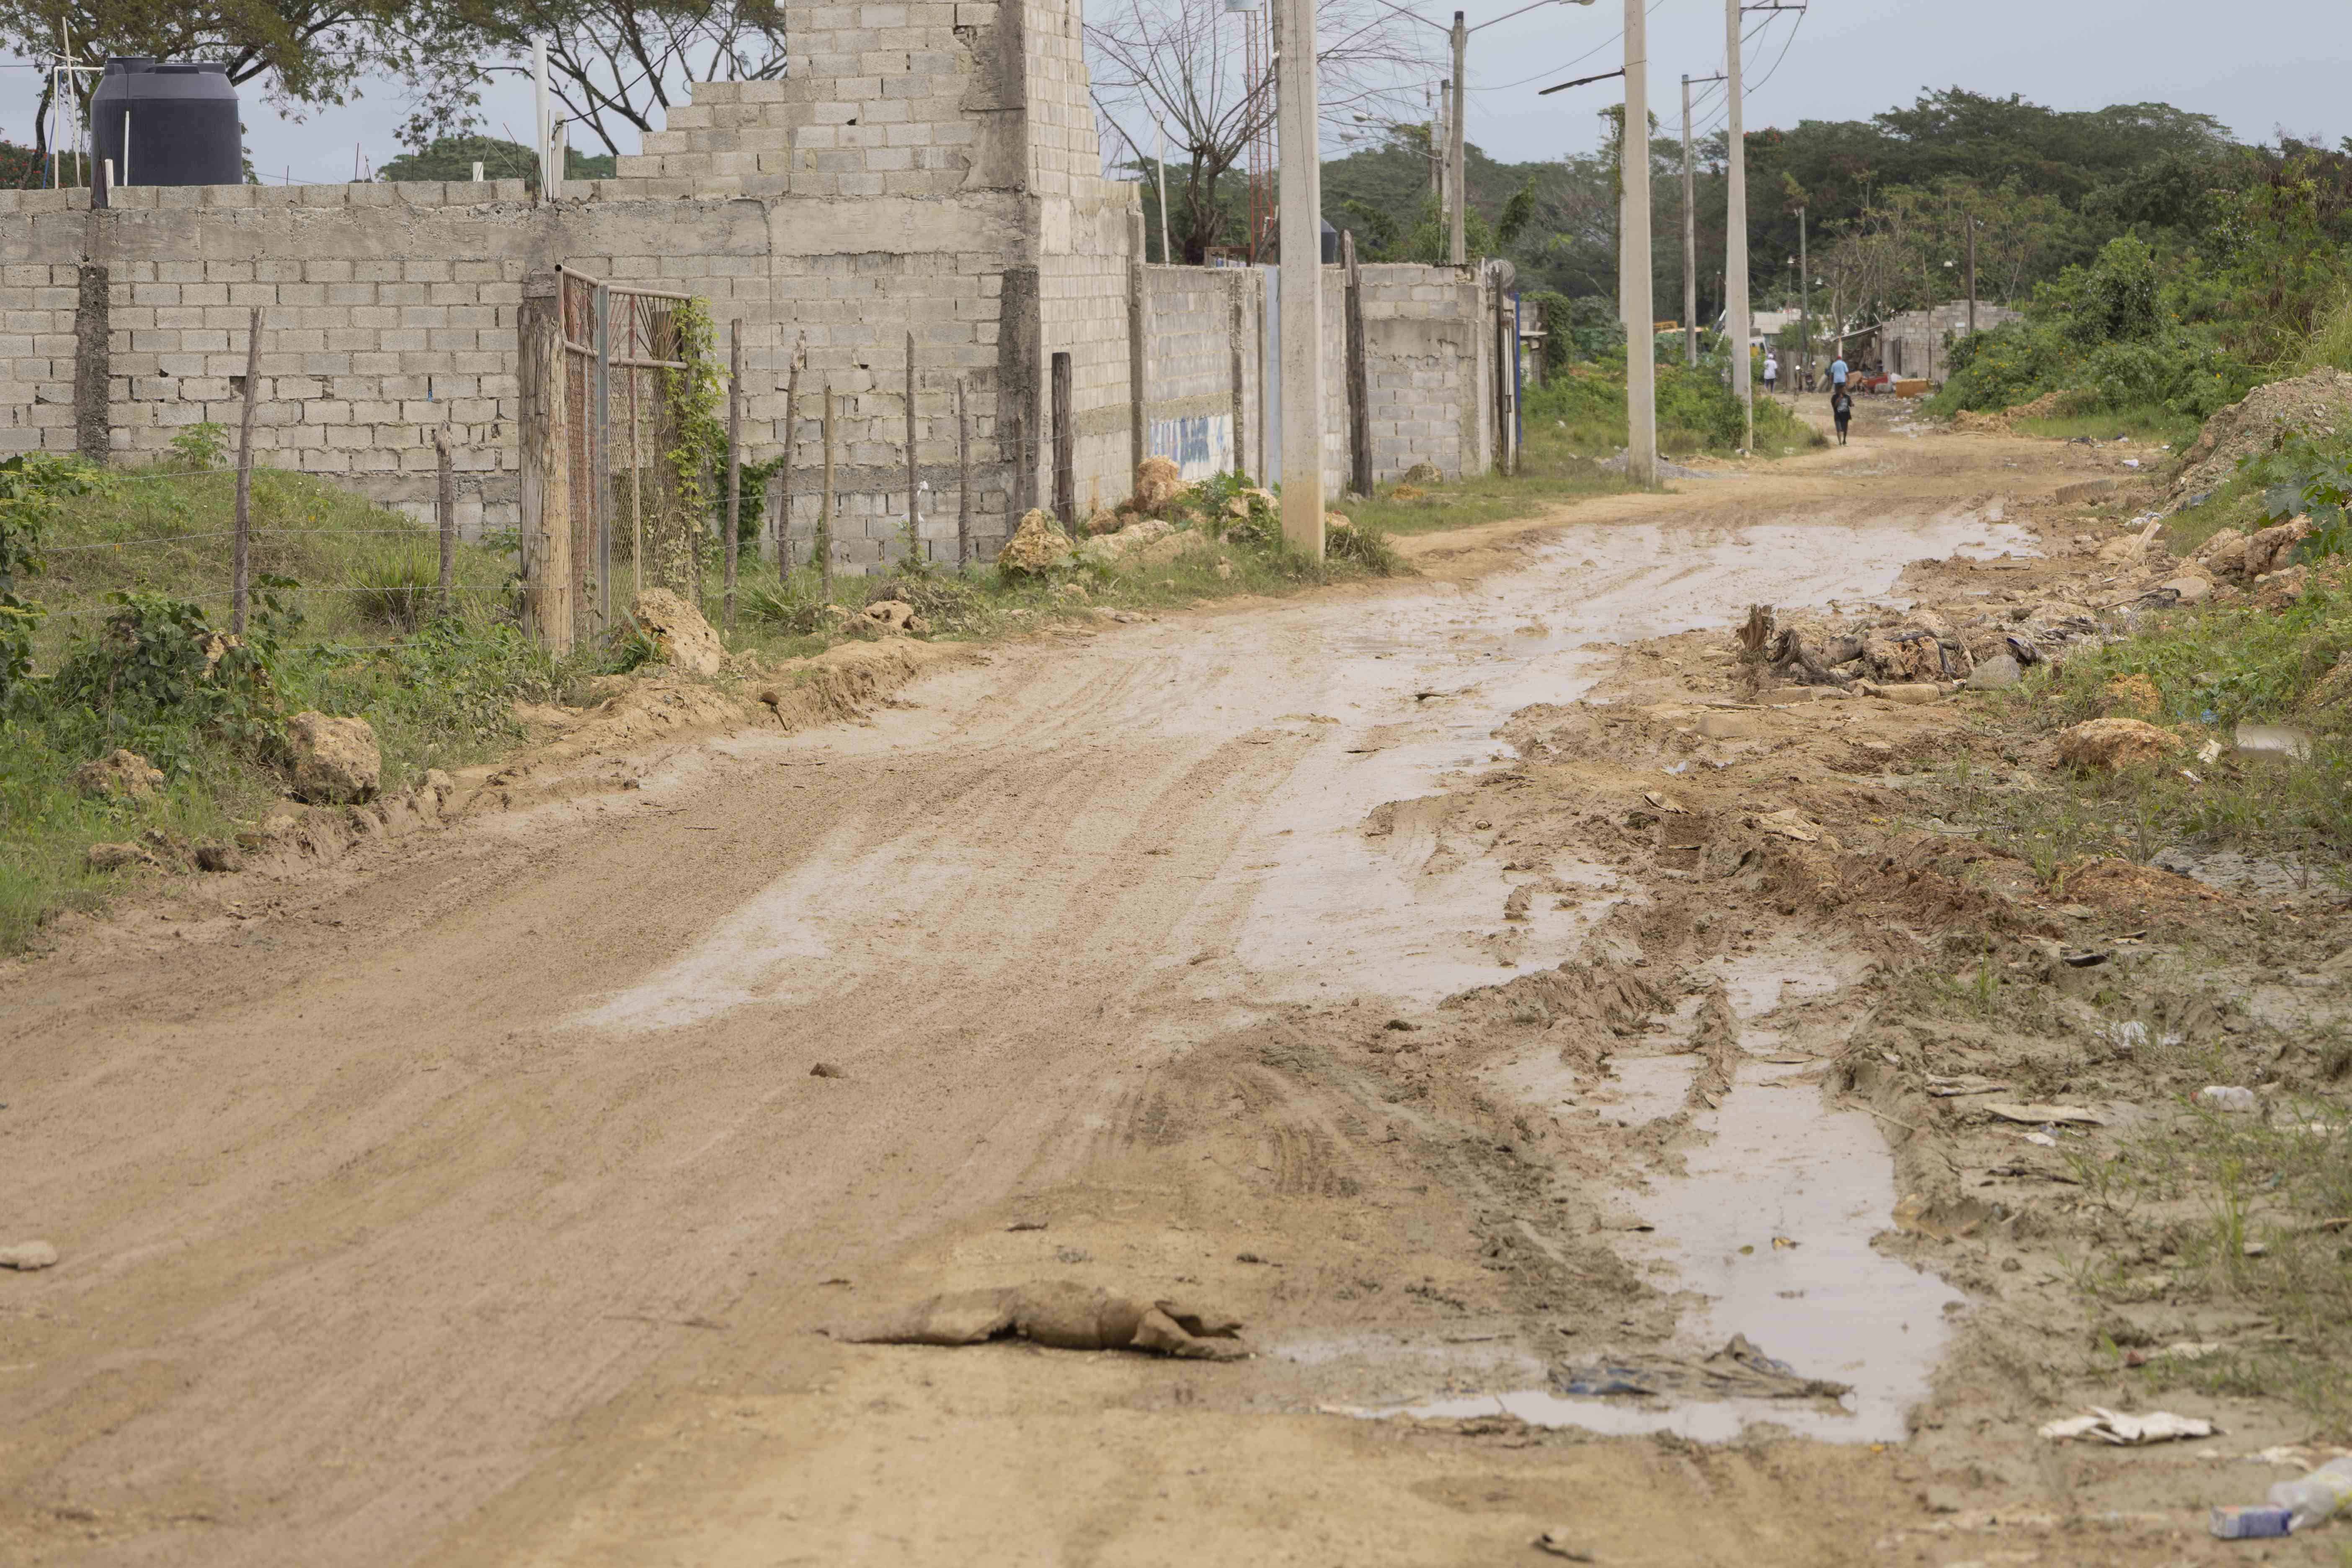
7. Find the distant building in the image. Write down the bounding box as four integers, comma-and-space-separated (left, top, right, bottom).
1835, 301, 2022, 384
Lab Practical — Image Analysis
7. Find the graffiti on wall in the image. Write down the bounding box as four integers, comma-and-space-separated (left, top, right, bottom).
1146, 413, 1233, 481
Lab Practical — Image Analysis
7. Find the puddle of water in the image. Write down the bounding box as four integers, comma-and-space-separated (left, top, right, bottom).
1412, 1056, 1964, 1443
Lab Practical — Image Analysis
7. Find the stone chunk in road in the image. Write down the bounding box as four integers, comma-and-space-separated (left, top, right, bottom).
287, 712, 382, 803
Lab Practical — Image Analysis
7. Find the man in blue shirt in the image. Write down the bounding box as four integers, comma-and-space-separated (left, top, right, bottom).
1830, 355, 1849, 390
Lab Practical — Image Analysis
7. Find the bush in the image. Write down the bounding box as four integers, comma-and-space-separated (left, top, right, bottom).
349, 547, 441, 631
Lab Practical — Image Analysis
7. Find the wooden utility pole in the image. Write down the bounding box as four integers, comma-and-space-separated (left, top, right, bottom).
1797, 206, 1810, 392
1342, 230, 1371, 496
778, 338, 801, 579
434, 425, 454, 615
230, 306, 262, 634
1724, 0, 1751, 454
818, 384, 835, 602
724, 318, 741, 628
1621, 0, 1655, 485
955, 378, 972, 568
516, 274, 573, 651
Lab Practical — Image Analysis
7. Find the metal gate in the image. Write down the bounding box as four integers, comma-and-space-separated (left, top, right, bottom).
522, 265, 692, 651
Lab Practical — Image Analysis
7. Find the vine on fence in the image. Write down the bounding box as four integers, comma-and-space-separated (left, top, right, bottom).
661, 297, 729, 579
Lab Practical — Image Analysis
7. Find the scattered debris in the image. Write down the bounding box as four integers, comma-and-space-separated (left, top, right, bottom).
1984, 1103, 2105, 1126
838, 1282, 1248, 1359
1533, 1529, 1596, 1561
1552, 1334, 1851, 1402
809, 1062, 844, 1079
2196, 1086, 2259, 1113
2038, 1408, 2218, 1445
0, 1240, 58, 1271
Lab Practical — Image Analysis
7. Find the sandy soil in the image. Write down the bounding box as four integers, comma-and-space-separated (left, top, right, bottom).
2, 396, 2337, 1565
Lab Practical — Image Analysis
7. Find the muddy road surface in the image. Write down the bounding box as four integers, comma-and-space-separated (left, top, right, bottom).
3, 406, 2272, 1564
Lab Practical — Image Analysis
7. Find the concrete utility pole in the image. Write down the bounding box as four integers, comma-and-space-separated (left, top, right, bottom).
1278, 0, 1326, 556
1966, 215, 1977, 337
1681, 74, 1696, 366
1448, 12, 1468, 266
1621, 0, 1655, 485
1724, 0, 1751, 454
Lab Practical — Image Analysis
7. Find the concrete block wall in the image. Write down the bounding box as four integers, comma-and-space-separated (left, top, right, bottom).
1358, 264, 1493, 483
0, 182, 539, 531
0, 5, 1496, 574
1138, 265, 1258, 482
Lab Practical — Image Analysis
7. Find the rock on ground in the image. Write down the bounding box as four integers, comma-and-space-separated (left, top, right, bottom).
997, 509, 1076, 576
0, 1240, 58, 1270
1131, 455, 1186, 511
2058, 717, 2182, 771
859, 599, 925, 635
85, 842, 151, 871
72, 749, 165, 801
630, 588, 726, 676
287, 712, 382, 803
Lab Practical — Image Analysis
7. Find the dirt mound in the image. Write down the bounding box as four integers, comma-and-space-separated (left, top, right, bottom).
2172, 368, 2352, 499
1951, 388, 2077, 433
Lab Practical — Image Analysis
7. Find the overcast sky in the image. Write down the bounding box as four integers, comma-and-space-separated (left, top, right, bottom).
0, 0, 2343, 184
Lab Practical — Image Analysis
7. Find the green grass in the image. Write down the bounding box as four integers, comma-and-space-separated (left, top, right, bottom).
3, 461, 593, 953
33, 463, 514, 661
1946, 572, 2352, 879
1526, 357, 1826, 460
1344, 422, 1634, 538
2013, 402, 2202, 448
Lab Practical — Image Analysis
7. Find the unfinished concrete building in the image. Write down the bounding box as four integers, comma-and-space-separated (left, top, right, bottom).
0, 0, 1509, 569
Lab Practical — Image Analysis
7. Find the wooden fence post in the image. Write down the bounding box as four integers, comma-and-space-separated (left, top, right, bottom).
1050, 351, 1074, 530
230, 306, 262, 633
1128, 235, 1147, 485
1343, 230, 1371, 497
904, 330, 920, 569
517, 272, 574, 652
779, 337, 802, 579
955, 378, 971, 569
725, 318, 741, 629
819, 383, 835, 602
435, 425, 454, 614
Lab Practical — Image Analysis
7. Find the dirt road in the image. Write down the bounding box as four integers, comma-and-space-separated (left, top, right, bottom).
3, 403, 2223, 1565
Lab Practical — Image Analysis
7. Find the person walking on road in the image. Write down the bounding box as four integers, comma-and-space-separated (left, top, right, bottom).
1831, 385, 1854, 444
1763, 352, 1779, 395
1830, 354, 1849, 392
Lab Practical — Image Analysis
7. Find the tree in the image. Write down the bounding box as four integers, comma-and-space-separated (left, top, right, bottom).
0, 0, 451, 153
1086, 0, 1430, 263
377, 133, 613, 188
425, 0, 785, 156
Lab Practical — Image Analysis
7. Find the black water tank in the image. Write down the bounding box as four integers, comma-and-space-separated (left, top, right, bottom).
91, 58, 240, 188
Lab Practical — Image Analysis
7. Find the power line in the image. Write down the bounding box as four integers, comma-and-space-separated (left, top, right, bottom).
1472, 0, 1667, 95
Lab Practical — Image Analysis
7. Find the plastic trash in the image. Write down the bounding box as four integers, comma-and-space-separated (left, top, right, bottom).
2211, 1504, 2292, 1539
2197, 1086, 2259, 1113
2269, 1456, 2352, 1532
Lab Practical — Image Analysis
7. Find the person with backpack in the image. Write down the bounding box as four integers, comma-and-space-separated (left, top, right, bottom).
1831, 385, 1854, 444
